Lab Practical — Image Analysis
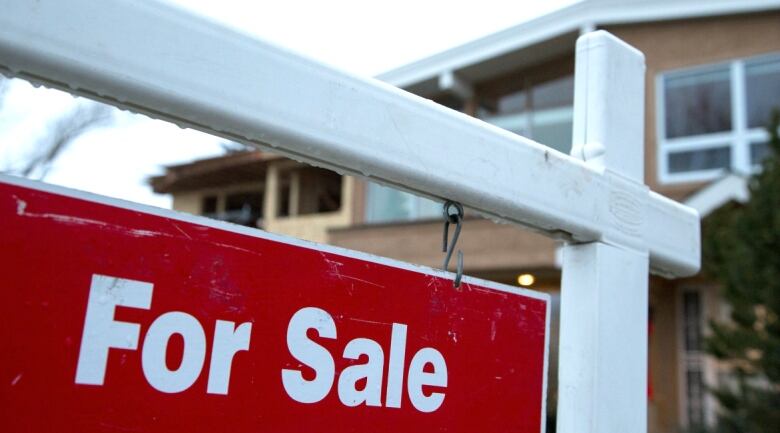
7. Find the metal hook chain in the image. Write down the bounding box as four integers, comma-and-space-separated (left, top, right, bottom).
442, 200, 464, 288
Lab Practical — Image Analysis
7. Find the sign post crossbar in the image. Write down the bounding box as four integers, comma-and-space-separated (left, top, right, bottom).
0, 0, 699, 278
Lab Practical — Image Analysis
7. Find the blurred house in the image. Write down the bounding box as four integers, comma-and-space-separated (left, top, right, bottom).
149, 0, 780, 431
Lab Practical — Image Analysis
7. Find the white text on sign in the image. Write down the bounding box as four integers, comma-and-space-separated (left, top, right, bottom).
74, 274, 447, 412
282, 307, 448, 412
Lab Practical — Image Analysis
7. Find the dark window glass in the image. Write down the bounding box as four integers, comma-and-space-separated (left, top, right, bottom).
683, 291, 702, 352
225, 192, 263, 213
665, 67, 732, 138
532, 75, 574, 110
686, 368, 705, 427
751, 141, 772, 166
434, 94, 465, 112
225, 191, 263, 226
746, 57, 780, 128
668, 147, 730, 173
296, 168, 342, 215
201, 195, 218, 215
277, 172, 291, 217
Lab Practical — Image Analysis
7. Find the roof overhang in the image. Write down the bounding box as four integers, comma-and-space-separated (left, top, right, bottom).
684, 174, 749, 217
378, 0, 780, 94
149, 151, 281, 193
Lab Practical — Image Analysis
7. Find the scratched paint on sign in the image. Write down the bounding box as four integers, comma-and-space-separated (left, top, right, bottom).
0, 176, 550, 433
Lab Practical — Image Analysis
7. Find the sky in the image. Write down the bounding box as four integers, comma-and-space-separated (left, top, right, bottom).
0, 0, 579, 208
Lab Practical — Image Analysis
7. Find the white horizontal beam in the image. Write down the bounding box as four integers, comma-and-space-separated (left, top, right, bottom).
0, 0, 699, 277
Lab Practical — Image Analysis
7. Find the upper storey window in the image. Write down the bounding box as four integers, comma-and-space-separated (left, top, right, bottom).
657, 54, 780, 183
477, 75, 574, 154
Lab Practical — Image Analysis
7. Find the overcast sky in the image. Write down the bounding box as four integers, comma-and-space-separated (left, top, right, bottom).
0, 0, 579, 208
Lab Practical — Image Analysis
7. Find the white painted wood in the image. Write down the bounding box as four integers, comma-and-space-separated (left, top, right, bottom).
731, 61, 750, 174
0, 0, 700, 277
684, 174, 749, 217
558, 31, 651, 433
558, 243, 649, 433
571, 32, 645, 182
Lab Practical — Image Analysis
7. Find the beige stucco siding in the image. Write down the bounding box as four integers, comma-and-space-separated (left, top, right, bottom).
648, 280, 682, 433
171, 192, 201, 215
329, 218, 557, 272
605, 11, 780, 200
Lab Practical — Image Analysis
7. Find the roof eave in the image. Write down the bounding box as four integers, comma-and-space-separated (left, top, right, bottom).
377, 0, 780, 90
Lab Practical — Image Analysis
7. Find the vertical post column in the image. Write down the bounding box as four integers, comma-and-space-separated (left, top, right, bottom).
557, 31, 649, 433
263, 162, 279, 223
289, 170, 301, 217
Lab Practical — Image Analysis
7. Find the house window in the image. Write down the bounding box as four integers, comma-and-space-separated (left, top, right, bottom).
199, 188, 264, 227
224, 191, 263, 226
277, 167, 342, 218
679, 289, 713, 430
478, 74, 574, 154
657, 54, 780, 183
365, 182, 440, 224
201, 195, 218, 215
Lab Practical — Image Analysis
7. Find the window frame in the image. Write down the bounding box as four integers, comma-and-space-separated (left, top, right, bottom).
656, 53, 778, 184
197, 181, 265, 226
676, 286, 718, 430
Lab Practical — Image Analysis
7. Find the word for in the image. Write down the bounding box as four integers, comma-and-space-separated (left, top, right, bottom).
75, 274, 251, 394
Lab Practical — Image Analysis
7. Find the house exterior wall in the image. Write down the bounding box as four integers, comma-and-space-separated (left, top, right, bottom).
605, 11, 780, 200
335, 13, 780, 275
166, 162, 354, 244
600, 18, 780, 428
171, 192, 201, 215
264, 175, 355, 244
327, 13, 780, 433
649, 279, 683, 433
159, 10, 778, 433
329, 217, 557, 272
592, 18, 779, 430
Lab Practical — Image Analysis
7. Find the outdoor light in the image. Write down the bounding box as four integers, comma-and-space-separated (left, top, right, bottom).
517, 273, 535, 287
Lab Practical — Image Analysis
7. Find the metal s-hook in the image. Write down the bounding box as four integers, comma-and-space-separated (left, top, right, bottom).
442, 200, 464, 287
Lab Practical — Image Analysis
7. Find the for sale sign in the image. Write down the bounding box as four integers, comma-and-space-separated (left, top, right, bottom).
0, 175, 550, 433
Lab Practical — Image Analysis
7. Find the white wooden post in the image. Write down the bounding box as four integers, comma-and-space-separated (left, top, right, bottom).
558, 32, 650, 433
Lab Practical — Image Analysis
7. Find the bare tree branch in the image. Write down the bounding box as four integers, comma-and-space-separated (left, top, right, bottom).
21, 102, 114, 179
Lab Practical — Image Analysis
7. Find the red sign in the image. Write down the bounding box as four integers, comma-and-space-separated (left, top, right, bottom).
0, 176, 550, 433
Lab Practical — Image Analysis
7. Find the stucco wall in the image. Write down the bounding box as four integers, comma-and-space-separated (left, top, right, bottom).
171, 192, 201, 215
329, 217, 557, 272
263, 174, 354, 244
648, 279, 682, 433
605, 11, 780, 200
